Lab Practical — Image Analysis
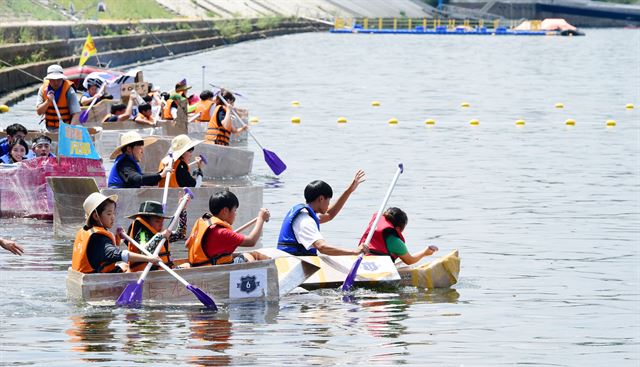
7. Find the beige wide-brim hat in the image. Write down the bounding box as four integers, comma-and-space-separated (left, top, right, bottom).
45, 64, 67, 80
109, 131, 157, 160
169, 134, 202, 161
83, 192, 118, 226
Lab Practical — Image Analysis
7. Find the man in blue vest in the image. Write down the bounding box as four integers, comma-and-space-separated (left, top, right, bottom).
277, 170, 369, 256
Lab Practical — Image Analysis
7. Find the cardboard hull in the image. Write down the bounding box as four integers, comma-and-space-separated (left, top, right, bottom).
397, 250, 460, 289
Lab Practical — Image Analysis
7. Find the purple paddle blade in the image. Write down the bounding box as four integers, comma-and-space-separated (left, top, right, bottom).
341, 254, 364, 292
198, 154, 208, 165
79, 109, 89, 124
263, 149, 286, 176
116, 281, 143, 307
187, 284, 218, 311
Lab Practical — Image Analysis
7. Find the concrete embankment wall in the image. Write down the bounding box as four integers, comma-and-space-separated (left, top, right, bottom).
0, 18, 327, 105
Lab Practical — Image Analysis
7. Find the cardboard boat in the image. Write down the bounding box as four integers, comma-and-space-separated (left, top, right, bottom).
257, 248, 460, 290
66, 257, 320, 306
396, 250, 460, 289
47, 177, 262, 238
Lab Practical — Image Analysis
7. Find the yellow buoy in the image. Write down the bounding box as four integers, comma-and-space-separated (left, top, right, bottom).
565, 119, 576, 126
424, 119, 436, 126
515, 119, 525, 126
291, 101, 300, 107
606, 119, 616, 127
291, 117, 301, 124
461, 102, 470, 108
0, 105, 9, 113
337, 117, 347, 123
249, 117, 259, 125
388, 118, 398, 125
555, 103, 564, 109
469, 119, 480, 126
626, 103, 634, 110
371, 101, 380, 107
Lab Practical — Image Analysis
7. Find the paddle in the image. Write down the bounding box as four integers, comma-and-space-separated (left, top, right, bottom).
115, 187, 193, 307
216, 93, 287, 176
161, 152, 173, 212
79, 83, 106, 124
117, 229, 218, 310
341, 163, 404, 292
50, 97, 65, 126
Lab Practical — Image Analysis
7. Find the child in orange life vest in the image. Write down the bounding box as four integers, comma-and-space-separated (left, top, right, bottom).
205, 90, 248, 146
186, 190, 270, 267
124, 200, 187, 272
133, 103, 156, 126
193, 90, 215, 122
71, 193, 160, 274
158, 134, 204, 188
360, 207, 438, 265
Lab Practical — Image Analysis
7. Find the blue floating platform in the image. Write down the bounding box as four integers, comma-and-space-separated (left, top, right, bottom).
330, 26, 571, 36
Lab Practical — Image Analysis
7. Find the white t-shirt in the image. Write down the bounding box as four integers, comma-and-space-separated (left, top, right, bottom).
292, 210, 323, 250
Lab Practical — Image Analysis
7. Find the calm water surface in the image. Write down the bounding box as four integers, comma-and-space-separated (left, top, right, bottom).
1, 29, 639, 366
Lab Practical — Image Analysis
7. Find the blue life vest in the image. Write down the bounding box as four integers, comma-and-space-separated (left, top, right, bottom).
277, 204, 320, 256
108, 153, 141, 188
0, 137, 9, 156
0, 153, 11, 164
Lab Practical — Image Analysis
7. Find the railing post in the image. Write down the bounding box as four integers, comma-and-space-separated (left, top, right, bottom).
393, 18, 397, 30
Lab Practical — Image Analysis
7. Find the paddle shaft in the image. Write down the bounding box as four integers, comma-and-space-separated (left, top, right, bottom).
136, 192, 190, 284
363, 164, 404, 247
235, 217, 258, 233
50, 97, 64, 126
162, 153, 173, 210
120, 232, 190, 287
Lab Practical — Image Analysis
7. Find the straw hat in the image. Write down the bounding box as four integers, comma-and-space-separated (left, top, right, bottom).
45, 64, 66, 80
126, 200, 171, 219
83, 192, 118, 226
109, 131, 157, 160
167, 134, 202, 161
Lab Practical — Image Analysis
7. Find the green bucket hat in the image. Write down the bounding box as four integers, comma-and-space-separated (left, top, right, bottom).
126, 200, 172, 219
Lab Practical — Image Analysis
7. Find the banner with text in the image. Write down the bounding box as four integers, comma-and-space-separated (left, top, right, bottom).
57, 123, 100, 160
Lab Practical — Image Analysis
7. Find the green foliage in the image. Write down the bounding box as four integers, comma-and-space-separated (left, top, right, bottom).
399, 10, 407, 18
49, 0, 173, 20
217, 21, 237, 38
18, 27, 34, 43
0, 0, 66, 21
238, 19, 253, 33
255, 16, 283, 30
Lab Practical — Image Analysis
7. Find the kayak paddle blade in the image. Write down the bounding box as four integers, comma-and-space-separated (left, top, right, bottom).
187, 284, 218, 311
263, 149, 286, 176
341, 254, 364, 292
79, 109, 89, 124
115, 281, 143, 307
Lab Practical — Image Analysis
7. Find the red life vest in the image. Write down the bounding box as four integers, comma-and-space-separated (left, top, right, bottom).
359, 214, 406, 261
40, 80, 73, 128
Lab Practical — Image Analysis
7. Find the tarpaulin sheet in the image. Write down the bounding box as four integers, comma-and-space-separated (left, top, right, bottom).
0, 157, 105, 219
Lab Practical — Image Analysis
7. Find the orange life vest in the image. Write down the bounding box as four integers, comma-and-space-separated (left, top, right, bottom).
205, 105, 231, 146
40, 80, 73, 129
194, 100, 215, 122
127, 217, 172, 272
162, 99, 175, 120
157, 158, 182, 188
186, 216, 234, 266
71, 226, 118, 273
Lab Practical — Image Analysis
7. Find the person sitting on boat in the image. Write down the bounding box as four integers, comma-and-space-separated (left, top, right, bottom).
359, 207, 438, 265
0, 138, 29, 164
162, 79, 192, 120
25, 135, 56, 159
277, 170, 369, 256
133, 103, 156, 125
35, 64, 81, 130
107, 131, 172, 189
204, 90, 248, 146
0, 123, 27, 156
102, 97, 134, 123
186, 190, 270, 266
193, 90, 215, 123
72, 192, 160, 274
79, 78, 105, 106
0, 237, 24, 256
158, 134, 204, 188
124, 200, 187, 272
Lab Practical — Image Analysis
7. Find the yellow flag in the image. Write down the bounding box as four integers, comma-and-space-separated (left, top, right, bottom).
78, 33, 97, 66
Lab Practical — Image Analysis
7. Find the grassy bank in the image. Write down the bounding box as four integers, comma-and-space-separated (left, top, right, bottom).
0, 0, 174, 21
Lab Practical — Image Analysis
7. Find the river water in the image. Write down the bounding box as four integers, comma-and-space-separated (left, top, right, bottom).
1, 29, 639, 366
